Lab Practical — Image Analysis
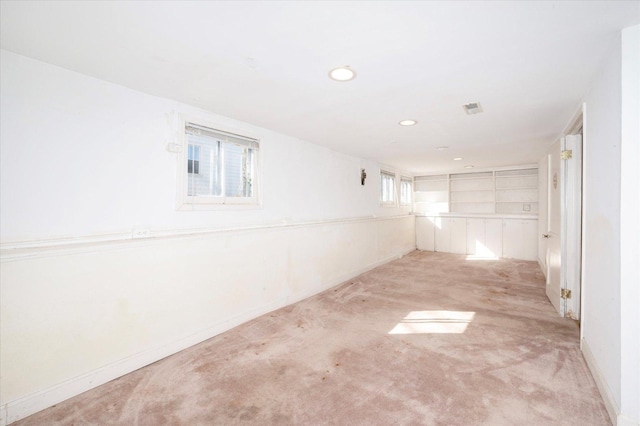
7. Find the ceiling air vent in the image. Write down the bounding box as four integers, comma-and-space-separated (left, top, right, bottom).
463, 102, 483, 115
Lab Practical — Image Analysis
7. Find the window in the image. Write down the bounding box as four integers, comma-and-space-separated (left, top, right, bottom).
180, 122, 259, 208
380, 170, 396, 205
187, 145, 200, 174
400, 177, 412, 206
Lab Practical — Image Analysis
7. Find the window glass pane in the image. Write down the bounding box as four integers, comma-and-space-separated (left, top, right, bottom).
380, 173, 395, 203
187, 134, 222, 197
188, 145, 200, 174
224, 143, 254, 197
400, 180, 412, 205
389, 178, 394, 201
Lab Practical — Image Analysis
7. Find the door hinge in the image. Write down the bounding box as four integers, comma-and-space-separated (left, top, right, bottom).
561, 289, 572, 299
561, 150, 573, 160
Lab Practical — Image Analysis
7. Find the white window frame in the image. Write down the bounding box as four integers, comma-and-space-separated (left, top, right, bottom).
380, 170, 397, 206
400, 176, 413, 207
176, 117, 261, 211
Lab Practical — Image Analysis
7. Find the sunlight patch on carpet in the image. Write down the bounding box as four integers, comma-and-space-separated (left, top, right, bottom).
388, 310, 476, 334
466, 240, 499, 260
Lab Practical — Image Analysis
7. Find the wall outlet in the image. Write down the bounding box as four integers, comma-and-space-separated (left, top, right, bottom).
523, 204, 531, 212
132, 228, 151, 239
166, 143, 182, 153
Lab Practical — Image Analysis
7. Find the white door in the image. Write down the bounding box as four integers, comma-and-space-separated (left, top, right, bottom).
416, 217, 436, 251
450, 218, 467, 254
434, 217, 450, 252
467, 219, 502, 258
563, 135, 583, 319
546, 139, 563, 315
484, 219, 503, 258
546, 135, 583, 318
537, 157, 549, 271
502, 220, 524, 259
466, 218, 484, 256
434, 218, 467, 254
522, 220, 538, 261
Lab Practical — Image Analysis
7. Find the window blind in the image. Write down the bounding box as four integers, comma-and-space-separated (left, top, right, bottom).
400, 176, 412, 206
380, 170, 396, 204
186, 123, 259, 150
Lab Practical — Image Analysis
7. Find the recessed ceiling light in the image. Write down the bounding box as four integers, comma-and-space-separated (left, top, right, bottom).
329, 66, 356, 82
244, 57, 258, 69
465, 165, 475, 169
399, 119, 417, 126
435, 146, 449, 150
453, 157, 463, 161
463, 102, 483, 115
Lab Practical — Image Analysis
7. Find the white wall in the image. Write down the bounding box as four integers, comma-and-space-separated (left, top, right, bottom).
0, 50, 411, 243
580, 25, 640, 426
582, 30, 622, 412
619, 24, 640, 426
0, 50, 415, 424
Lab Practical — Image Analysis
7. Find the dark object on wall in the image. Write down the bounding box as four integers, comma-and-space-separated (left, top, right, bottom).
361, 168, 367, 185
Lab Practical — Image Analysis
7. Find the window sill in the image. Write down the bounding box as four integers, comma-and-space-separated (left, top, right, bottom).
177, 202, 263, 212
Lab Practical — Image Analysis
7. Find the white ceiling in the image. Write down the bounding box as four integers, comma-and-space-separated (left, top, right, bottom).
1, 1, 638, 174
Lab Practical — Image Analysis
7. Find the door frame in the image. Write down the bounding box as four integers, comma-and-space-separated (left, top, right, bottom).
561, 134, 583, 320
545, 140, 563, 315
560, 104, 586, 341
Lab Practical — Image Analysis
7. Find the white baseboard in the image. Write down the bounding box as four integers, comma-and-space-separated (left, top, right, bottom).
285, 246, 416, 306
537, 257, 547, 278
617, 414, 640, 426
2, 299, 284, 426
1, 246, 415, 426
581, 338, 619, 426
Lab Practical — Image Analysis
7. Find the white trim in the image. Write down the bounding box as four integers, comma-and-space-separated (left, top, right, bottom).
580, 102, 588, 345
617, 415, 640, 426
414, 212, 536, 219
416, 163, 539, 178
537, 258, 547, 278
582, 338, 618, 426
1, 298, 281, 426
0, 214, 413, 262
0, 242, 415, 426
284, 247, 415, 306
560, 103, 586, 139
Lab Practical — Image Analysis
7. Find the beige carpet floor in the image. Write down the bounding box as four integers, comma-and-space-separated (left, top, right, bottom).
14, 251, 610, 425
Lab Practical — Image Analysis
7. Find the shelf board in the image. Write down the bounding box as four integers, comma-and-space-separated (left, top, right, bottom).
450, 189, 494, 192
496, 201, 538, 204
449, 177, 494, 181
496, 186, 538, 190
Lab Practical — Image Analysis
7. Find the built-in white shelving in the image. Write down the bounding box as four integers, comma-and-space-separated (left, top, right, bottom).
449, 171, 494, 214
413, 166, 538, 215
495, 168, 538, 214
414, 174, 449, 214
